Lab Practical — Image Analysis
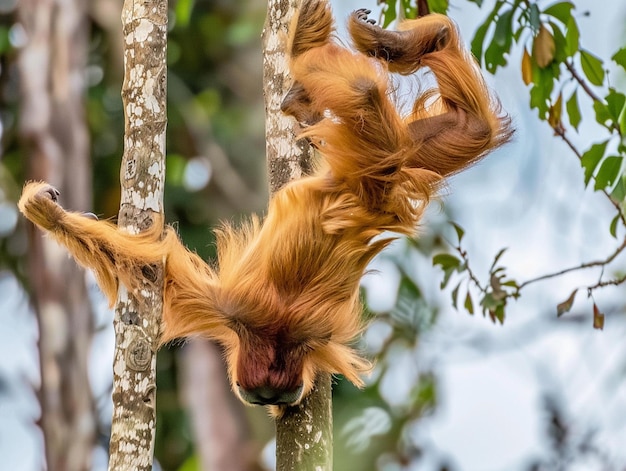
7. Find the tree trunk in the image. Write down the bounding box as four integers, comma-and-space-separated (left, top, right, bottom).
275, 376, 333, 470
262, 0, 314, 194
107, 0, 168, 469
17, 0, 95, 469
262, 0, 333, 469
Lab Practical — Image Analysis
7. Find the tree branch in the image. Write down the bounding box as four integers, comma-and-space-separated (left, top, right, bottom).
587, 272, 626, 292
518, 235, 626, 290
565, 60, 603, 103
553, 126, 626, 227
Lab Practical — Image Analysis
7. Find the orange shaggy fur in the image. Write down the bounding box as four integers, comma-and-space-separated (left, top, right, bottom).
18, 0, 512, 410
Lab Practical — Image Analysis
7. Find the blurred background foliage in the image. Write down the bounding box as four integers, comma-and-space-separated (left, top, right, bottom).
1, 0, 626, 470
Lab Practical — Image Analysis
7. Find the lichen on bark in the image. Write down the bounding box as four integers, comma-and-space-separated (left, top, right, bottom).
108, 0, 168, 469
276, 374, 333, 470
262, 0, 313, 194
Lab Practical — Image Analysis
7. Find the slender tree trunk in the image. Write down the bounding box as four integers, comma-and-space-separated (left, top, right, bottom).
262, 1, 333, 469
107, 0, 168, 469
17, 0, 95, 469
275, 377, 333, 469
262, 0, 313, 194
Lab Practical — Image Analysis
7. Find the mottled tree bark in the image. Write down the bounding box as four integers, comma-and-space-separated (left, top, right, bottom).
108, 0, 168, 469
262, 1, 333, 469
275, 376, 333, 470
263, 0, 314, 195
17, 0, 95, 469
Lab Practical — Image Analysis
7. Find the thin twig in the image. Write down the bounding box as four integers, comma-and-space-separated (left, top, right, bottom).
452, 232, 626, 304
565, 60, 603, 103
456, 247, 487, 293
518, 236, 626, 290
554, 126, 626, 227
587, 272, 626, 292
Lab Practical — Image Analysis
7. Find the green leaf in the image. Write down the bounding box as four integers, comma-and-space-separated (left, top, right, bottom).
175, 0, 195, 28
556, 289, 577, 317
471, 20, 491, 64
612, 47, 626, 71
609, 214, 620, 238
467, 0, 483, 6
480, 292, 500, 311
580, 49, 605, 86
433, 253, 461, 270
0, 27, 10, 55
177, 453, 200, 471
494, 9, 514, 47
451, 282, 461, 309
529, 64, 556, 117
493, 304, 506, 324
485, 39, 509, 73
610, 175, 626, 206
566, 90, 581, 130
593, 100, 612, 128
482, 292, 506, 324
606, 89, 626, 123
530, 83, 550, 117
428, 0, 449, 15
433, 254, 462, 289
581, 140, 608, 186
547, 21, 568, 63
594, 156, 623, 190
403, 0, 418, 18
490, 247, 507, 271
528, 4, 541, 30
564, 15, 579, 57
411, 373, 437, 411
382, 0, 398, 28
167, 153, 187, 185
451, 222, 465, 243
543, 1, 574, 25
471, 1, 503, 63
464, 291, 475, 315
502, 279, 519, 289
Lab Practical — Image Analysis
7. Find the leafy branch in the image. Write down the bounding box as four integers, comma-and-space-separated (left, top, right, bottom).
434, 221, 625, 329
470, 0, 626, 225
433, 225, 518, 325
427, 0, 626, 327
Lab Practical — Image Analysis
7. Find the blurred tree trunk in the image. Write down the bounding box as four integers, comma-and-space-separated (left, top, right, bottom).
17, 0, 95, 469
262, 1, 333, 470
181, 341, 257, 471
107, 0, 168, 469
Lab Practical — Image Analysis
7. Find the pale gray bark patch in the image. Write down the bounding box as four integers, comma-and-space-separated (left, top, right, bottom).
276, 374, 333, 471
262, 0, 334, 469
108, 0, 168, 469
262, 0, 313, 195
